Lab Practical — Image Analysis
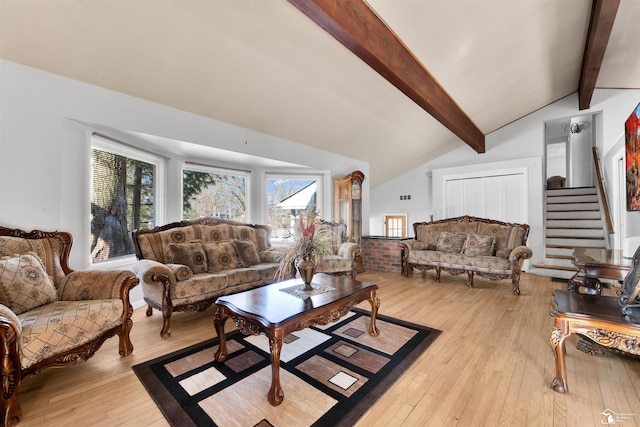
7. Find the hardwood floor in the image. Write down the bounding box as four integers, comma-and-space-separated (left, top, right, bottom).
15, 271, 640, 427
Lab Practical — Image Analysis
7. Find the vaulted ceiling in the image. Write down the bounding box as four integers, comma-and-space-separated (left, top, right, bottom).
1, 0, 638, 187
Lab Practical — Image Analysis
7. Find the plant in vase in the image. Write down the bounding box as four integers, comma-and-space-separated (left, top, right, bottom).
275, 205, 332, 290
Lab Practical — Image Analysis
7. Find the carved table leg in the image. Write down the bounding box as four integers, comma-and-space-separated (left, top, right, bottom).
567, 269, 586, 293
550, 320, 570, 393
267, 331, 284, 406
368, 291, 380, 337
214, 307, 229, 362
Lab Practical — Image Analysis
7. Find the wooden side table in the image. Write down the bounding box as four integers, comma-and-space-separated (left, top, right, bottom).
567, 248, 631, 295
549, 290, 640, 393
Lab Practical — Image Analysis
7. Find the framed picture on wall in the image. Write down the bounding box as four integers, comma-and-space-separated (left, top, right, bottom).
626, 101, 640, 211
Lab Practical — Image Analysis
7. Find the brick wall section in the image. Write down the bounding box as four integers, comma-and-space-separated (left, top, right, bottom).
361, 237, 406, 274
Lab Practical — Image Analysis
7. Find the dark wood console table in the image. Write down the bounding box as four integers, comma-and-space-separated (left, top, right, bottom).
550, 289, 640, 394
567, 248, 631, 295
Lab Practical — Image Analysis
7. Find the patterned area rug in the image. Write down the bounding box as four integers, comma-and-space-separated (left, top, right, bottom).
133, 308, 440, 427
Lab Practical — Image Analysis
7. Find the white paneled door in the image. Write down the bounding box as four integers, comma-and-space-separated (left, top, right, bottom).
444, 172, 526, 224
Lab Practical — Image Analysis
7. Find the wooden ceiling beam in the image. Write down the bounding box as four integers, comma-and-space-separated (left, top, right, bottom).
578, 0, 620, 110
288, 0, 485, 153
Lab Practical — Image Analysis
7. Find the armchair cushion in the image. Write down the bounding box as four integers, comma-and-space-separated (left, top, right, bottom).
18, 299, 123, 368
0, 254, 57, 314
169, 242, 207, 274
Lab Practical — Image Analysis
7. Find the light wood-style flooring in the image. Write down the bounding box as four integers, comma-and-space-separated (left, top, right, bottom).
15, 271, 640, 426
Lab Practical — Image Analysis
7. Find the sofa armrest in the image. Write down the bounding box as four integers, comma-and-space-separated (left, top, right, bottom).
57, 269, 138, 301
0, 304, 21, 335
337, 242, 360, 260
133, 259, 176, 285
398, 240, 418, 252
509, 245, 533, 263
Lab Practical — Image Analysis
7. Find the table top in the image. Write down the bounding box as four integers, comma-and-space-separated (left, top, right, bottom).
215, 273, 378, 328
551, 290, 640, 326
572, 248, 632, 269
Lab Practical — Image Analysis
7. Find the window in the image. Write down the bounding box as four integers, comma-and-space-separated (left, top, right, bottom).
385, 215, 407, 237
266, 174, 322, 243
182, 165, 249, 222
90, 135, 163, 264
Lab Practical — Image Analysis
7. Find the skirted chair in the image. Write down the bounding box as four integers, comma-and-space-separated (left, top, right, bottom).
314, 220, 361, 279
0, 226, 138, 426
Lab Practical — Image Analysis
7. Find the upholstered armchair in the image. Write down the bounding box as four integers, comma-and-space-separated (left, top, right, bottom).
0, 226, 138, 426
315, 220, 361, 279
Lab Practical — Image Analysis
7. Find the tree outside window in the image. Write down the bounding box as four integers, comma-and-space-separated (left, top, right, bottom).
183, 168, 247, 221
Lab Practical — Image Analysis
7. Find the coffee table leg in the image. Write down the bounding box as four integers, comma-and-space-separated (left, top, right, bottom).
550, 320, 570, 393
267, 332, 285, 406
368, 291, 380, 337
214, 306, 229, 362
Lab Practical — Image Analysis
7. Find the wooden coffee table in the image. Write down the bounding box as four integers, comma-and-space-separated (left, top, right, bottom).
213, 273, 380, 406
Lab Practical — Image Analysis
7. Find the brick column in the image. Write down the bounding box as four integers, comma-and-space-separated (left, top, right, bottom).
361, 236, 406, 274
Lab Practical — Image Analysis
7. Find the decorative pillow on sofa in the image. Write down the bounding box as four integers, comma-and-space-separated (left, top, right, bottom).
463, 233, 495, 256
0, 254, 58, 314
435, 232, 467, 253
204, 242, 241, 273
233, 239, 261, 267
495, 249, 510, 259
169, 243, 208, 274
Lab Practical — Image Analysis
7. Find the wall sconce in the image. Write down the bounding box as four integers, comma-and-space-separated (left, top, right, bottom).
570, 123, 581, 134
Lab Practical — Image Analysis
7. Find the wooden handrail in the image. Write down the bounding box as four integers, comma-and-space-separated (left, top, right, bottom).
593, 147, 614, 234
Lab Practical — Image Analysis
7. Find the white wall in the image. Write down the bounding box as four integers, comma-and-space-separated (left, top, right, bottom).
0, 60, 369, 306
371, 90, 640, 267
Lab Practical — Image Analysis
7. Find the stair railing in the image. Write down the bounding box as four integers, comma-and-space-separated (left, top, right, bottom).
592, 147, 614, 234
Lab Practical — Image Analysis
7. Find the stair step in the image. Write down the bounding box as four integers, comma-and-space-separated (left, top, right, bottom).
547, 195, 598, 203
547, 187, 597, 196
546, 254, 573, 260
547, 203, 600, 211
545, 229, 604, 238
532, 263, 578, 272
546, 219, 603, 228
546, 237, 606, 247
547, 211, 602, 219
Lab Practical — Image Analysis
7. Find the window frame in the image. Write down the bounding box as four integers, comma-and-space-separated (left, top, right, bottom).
89, 134, 166, 269
181, 162, 251, 222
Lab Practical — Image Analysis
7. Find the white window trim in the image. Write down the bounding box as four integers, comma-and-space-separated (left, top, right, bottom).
382, 213, 408, 237
181, 162, 251, 222
90, 134, 166, 270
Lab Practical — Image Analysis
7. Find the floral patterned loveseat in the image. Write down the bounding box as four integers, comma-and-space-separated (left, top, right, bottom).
131, 217, 292, 337
399, 216, 532, 294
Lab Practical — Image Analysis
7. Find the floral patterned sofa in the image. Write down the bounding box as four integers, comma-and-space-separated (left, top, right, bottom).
399, 216, 532, 294
0, 226, 138, 426
131, 217, 292, 337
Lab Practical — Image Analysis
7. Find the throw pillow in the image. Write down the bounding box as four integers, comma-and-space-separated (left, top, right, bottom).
204, 242, 241, 273
232, 240, 261, 267
435, 232, 467, 253
0, 254, 58, 314
463, 233, 495, 256
169, 243, 208, 274
495, 249, 510, 259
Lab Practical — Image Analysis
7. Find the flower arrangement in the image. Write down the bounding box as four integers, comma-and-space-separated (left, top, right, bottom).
275, 204, 333, 281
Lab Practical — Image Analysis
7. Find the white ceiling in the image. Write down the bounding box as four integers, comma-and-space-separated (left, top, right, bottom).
1, 0, 638, 187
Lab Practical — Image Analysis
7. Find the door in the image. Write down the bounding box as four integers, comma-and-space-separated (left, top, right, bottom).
385, 215, 406, 237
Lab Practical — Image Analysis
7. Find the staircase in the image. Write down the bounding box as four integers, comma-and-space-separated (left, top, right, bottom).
533, 186, 607, 279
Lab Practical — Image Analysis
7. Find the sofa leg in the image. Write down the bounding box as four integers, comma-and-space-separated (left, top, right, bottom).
467, 271, 474, 287
435, 268, 441, 282
512, 282, 521, 295
146, 305, 153, 316
0, 387, 21, 427
160, 308, 172, 338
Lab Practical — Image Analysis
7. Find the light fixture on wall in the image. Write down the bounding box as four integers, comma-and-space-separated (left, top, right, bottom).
570, 122, 581, 134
